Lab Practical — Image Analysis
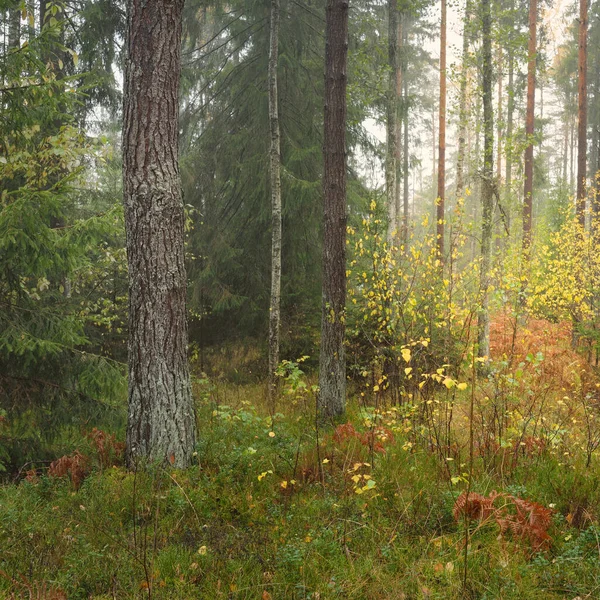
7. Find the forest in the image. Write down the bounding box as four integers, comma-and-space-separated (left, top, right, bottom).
2, 0, 600, 597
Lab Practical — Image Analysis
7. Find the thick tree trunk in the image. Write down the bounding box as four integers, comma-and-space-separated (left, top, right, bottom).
268, 0, 282, 407
478, 0, 494, 360
123, 0, 196, 468
436, 0, 446, 259
505, 43, 514, 228
318, 0, 349, 419
522, 0, 536, 252
576, 0, 588, 226
455, 0, 471, 200
386, 0, 399, 241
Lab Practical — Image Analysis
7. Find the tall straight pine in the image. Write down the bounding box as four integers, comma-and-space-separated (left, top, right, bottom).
319, 0, 349, 419
123, 0, 196, 468
522, 0, 537, 252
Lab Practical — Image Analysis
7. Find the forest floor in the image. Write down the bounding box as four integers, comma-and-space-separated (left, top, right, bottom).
2, 318, 600, 599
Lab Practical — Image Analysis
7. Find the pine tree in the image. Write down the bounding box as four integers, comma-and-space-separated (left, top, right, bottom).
318, 0, 349, 419
523, 0, 537, 252
123, 0, 196, 468
576, 0, 588, 225
436, 0, 447, 259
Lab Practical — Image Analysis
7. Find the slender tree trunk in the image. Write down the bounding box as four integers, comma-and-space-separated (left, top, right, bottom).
576, 0, 588, 226
403, 73, 410, 232
505, 41, 514, 227
522, 0, 536, 253
563, 108, 569, 184
456, 0, 471, 200
318, 0, 349, 419
436, 0, 447, 259
268, 0, 282, 407
386, 0, 399, 241
571, 111, 575, 193
497, 45, 503, 181
478, 0, 494, 359
8, 3, 20, 50
432, 106, 436, 184
471, 94, 481, 262
123, 0, 196, 468
396, 14, 404, 241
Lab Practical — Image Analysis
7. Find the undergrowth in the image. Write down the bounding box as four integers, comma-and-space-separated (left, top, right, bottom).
2, 370, 600, 600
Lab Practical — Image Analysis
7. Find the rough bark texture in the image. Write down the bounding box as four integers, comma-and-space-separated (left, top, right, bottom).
268, 0, 282, 406
318, 0, 348, 420
436, 0, 446, 259
478, 0, 494, 360
123, 0, 196, 468
576, 0, 588, 226
455, 0, 470, 200
522, 0, 536, 252
386, 0, 398, 242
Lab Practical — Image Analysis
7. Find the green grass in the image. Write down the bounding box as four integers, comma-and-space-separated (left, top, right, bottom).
2, 391, 600, 599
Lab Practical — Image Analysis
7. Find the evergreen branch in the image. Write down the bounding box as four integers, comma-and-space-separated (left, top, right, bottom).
182, 9, 246, 57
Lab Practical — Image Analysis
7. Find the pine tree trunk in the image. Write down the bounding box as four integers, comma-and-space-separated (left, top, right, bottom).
522, 0, 536, 252
402, 22, 410, 238
268, 0, 282, 407
396, 14, 404, 241
436, 0, 447, 259
576, 0, 588, 226
505, 37, 514, 222
318, 0, 349, 419
571, 112, 575, 193
386, 0, 398, 242
123, 0, 196, 468
478, 0, 494, 360
455, 0, 470, 200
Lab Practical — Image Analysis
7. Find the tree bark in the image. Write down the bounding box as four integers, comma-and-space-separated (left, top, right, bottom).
522, 0, 536, 252
478, 0, 494, 360
268, 0, 282, 407
436, 0, 447, 260
386, 0, 399, 242
403, 74, 410, 230
8, 3, 20, 50
455, 0, 471, 200
402, 19, 410, 241
318, 0, 349, 419
396, 14, 404, 241
505, 39, 514, 228
496, 45, 503, 181
576, 0, 588, 226
123, 0, 196, 468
